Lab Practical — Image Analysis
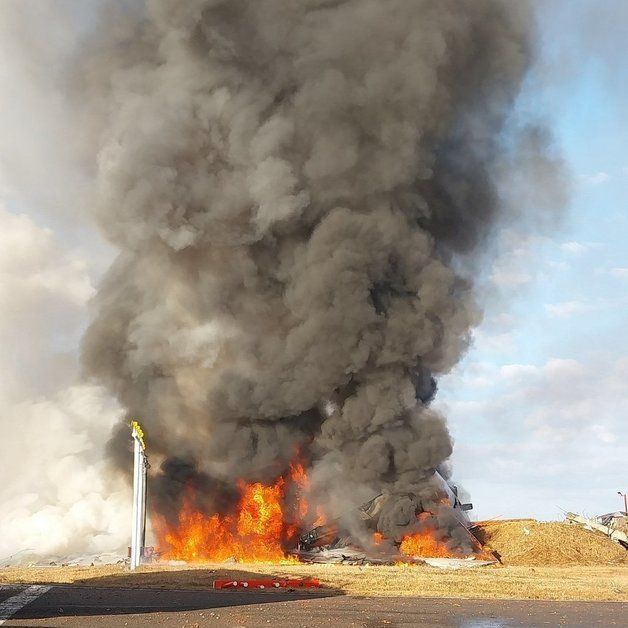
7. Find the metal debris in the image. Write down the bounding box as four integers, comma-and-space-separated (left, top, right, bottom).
565, 512, 628, 549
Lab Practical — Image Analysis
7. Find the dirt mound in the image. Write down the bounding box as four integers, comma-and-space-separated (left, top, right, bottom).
473, 520, 627, 566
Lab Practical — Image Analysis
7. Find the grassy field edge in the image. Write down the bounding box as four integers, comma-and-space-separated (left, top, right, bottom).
1, 563, 626, 602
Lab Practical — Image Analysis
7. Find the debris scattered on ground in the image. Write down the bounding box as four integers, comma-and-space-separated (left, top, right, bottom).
2, 552, 127, 569
293, 546, 399, 565
595, 512, 628, 538
473, 519, 628, 566
566, 512, 628, 549
422, 557, 496, 570
213, 578, 321, 589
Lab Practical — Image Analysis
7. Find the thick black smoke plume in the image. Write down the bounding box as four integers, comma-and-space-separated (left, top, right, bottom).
80, 0, 561, 542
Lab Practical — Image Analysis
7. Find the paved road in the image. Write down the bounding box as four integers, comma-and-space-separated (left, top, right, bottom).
0, 585, 626, 627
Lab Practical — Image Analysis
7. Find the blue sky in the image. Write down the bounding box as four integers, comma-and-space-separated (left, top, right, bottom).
440, 1, 628, 520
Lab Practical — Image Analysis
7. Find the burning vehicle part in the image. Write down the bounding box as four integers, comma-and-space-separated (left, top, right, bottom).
151, 458, 487, 564
297, 470, 480, 557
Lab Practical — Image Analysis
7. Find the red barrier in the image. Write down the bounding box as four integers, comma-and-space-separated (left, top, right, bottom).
213, 578, 321, 589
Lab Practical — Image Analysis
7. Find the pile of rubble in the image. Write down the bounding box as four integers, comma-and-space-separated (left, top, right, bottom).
577, 511, 628, 544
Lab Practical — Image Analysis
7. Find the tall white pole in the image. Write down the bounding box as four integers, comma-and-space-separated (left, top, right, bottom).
140, 451, 147, 547
130, 421, 147, 570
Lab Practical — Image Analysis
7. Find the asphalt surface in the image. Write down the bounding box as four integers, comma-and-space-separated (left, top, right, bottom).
0, 585, 626, 627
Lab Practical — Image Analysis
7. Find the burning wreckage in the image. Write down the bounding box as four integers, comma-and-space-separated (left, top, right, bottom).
77, 1, 555, 569
295, 472, 482, 564
148, 437, 490, 566
146, 377, 491, 566
289, 382, 485, 563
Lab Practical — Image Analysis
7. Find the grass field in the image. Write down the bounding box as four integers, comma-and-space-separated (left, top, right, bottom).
1, 562, 626, 602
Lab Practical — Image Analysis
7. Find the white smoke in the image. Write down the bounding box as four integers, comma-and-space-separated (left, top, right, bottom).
0, 386, 130, 562
0, 1, 134, 561
0, 185, 130, 562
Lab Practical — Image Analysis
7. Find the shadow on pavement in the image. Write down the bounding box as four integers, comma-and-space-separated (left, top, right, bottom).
74, 566, 337, 591
12, 568, 341, 621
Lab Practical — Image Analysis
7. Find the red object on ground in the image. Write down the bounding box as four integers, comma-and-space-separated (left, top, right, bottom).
213, 578, 321, 590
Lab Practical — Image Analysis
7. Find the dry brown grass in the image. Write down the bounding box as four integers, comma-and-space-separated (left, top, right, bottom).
1, 562, 626, 602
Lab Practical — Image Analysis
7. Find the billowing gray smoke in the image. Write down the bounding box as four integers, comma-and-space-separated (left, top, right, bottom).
80, 0, 556, 545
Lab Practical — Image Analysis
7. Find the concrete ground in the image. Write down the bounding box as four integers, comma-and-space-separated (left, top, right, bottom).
0, 584, 626, 627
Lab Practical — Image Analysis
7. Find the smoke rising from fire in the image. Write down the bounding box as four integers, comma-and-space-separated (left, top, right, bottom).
0, 0, 567, 560
77, 0, 564, 543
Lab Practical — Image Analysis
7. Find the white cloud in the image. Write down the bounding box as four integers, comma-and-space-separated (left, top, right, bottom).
610, 267, 628, 278
0, 205, 95, 403
580, 171, 610, 185
472, 329, 516, 354
438, 361, 496, 391
560, 241, 587, 254
490, 266, 532, 288
559, 241, 601, 255
487, 229, 551, 290
445, 354, 628, 519
544, 300, 593, 318
543, 357, 585, 377
546, 260, 570, 272
499, 363, 538, 379
486, 312, 518, 331
590, 424, 617, 444
0, 208, 94, 302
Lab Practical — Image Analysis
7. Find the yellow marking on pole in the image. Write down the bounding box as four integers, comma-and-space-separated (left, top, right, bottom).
130, 420, 146, 450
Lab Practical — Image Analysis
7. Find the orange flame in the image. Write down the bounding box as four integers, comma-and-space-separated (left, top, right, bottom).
288, 462, 310, 521
397, 511, 462, 559
155, 462, 472, 564
154, 463, 317, 564
313, 506, 327, 527
399, 530, 462, 559
236, 480, 285, 542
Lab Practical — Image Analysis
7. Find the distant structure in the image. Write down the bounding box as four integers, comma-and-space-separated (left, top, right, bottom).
130, 420, 148, 570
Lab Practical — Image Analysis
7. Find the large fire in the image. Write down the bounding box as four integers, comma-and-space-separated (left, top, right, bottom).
399, 530, 462, 559
155, 465, 480, 564
154, 463, 311, 564
398, 512, 465, 560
